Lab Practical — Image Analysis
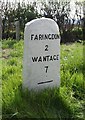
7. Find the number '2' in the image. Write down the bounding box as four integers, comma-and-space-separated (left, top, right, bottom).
45, 45, 48, 51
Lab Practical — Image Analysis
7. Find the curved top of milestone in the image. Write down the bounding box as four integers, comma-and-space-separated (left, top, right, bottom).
25, 17, 60, 37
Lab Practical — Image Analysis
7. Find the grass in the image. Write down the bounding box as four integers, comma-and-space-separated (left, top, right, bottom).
0, 41, 2, 120
2, 39, 85, 119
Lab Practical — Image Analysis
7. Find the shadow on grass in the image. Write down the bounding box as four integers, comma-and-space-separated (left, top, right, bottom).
2, 85, 76, 120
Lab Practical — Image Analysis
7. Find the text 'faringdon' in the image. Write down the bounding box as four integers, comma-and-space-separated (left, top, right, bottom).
31, 34, 60, 40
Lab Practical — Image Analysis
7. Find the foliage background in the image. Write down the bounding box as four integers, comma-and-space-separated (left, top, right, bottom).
1, 0, 84, 42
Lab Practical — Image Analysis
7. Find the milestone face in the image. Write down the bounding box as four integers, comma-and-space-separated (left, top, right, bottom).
23, 18, 60, 91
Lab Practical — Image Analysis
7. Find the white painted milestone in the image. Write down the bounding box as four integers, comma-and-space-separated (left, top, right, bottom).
23, 18, 60, 91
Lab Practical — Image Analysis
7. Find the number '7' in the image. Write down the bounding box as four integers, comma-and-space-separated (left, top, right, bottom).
45, 66, 48, 73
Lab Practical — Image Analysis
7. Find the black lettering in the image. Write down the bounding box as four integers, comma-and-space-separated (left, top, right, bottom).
43, 56, 47, 61
44, 34, 48, 39
50, 56, 53, 61
38, 56, 42, 62
39, 34, 42, 40
42, 34, 44, 40
57, 54, 59, 60
31, 34, 34, 40
48, 34, 51, 39
53, 55, 57, 60
46, 55, 50, 61
45, 66, 48, 73
34, 35, 38, 40
54, 34, 60, 39
52, 34, 54, 39
32, 57, 38, 62
45, 45, 48, 51
54, 34, 57, 39
31, 34, 60, 40
32, 55, 59, 63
